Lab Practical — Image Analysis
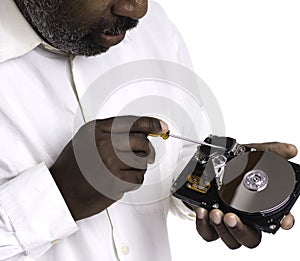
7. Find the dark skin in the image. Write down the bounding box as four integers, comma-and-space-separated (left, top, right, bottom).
14, 0, 296, 249
14, 0, 148, 55
50, 116, 167, 221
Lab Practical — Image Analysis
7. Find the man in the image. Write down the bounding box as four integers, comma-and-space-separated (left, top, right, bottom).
0, 0, 296, 260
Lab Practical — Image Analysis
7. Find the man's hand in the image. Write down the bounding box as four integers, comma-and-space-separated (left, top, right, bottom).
195, 142, 297, 249
50, 116, 168, 221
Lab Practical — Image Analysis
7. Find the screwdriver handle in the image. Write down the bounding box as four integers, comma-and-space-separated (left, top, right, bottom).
148, 131, 170, 140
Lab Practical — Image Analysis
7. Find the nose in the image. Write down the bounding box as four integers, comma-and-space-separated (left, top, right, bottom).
112, 0, 148, 20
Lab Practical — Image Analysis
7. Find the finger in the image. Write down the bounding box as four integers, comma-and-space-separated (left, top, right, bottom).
147, 141, 156, 164
108, 156, 147, 187
96, 116, 169, 135
112, 133, 152, 156
117, 151, 148, 170
209, 210, 241, 249
94, 156, 146, 192
130, 116, 169, 135
224, 213, 262, 249
120, 169, 146, 186
125, 142, 156, 164
112, 130, 156, 164
195, 208, 219, 242
246, 142, 298, 159
109, 169, 145, 193
281, 213, 295, 230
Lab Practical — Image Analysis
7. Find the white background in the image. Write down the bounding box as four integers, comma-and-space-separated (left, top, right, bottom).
158, 0, 300, 260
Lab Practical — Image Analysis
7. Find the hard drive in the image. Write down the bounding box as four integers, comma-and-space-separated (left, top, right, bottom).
171, 135, 300, 233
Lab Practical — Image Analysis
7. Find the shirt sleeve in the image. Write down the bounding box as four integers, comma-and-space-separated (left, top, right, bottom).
0, 162, 79, 260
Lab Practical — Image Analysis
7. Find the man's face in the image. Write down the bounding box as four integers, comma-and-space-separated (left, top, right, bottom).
14, 0, 148, 56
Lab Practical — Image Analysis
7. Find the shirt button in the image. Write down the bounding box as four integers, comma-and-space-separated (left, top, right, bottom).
121, 245, 130, 255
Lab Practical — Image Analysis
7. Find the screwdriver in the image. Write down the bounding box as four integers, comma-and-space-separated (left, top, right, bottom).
149, 131, 224, 149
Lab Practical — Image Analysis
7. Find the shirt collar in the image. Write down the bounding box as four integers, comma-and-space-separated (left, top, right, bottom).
0, 0, 65, 62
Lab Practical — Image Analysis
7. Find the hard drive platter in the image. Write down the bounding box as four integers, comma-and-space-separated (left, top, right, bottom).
219, 151, 296, 214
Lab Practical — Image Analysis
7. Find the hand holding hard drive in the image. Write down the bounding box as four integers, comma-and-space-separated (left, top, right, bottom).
171, 138, 299, 249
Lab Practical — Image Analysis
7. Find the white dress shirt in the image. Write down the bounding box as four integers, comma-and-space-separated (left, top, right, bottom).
0, 0, 211, 260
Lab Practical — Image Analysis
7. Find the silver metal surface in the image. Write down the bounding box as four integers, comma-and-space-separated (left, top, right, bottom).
219, 151, 296, 214
193, 150, 207, 163
234, 144, 247, 156
212, 154, 227, 167
212, 203, 220, 209
243, 169, 269, 192
211, 153, 227, 190
168, 133, 224, 149
269, 224, 277, 230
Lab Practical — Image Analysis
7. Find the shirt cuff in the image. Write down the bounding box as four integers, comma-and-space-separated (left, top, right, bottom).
0, 162, 79, 257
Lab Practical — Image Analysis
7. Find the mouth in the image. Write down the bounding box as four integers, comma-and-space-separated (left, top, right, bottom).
98, 30, 127, 48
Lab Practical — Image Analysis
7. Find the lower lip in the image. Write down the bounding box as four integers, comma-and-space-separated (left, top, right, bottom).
99, 31, 126, 48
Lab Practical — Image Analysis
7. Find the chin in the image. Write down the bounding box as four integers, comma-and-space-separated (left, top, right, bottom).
63, 44, 110, 57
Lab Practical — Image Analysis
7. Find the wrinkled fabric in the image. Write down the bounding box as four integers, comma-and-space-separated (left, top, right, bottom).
0, 0, 211, 260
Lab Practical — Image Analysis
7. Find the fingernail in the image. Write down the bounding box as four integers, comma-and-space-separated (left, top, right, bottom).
159, 120, 169, 133
147, 154, 155, 164
288, 144, 298, 157
281, 213, 295, 230
225, 215, 238, 228
211, 211, 223, 225
196, 207, 207, 219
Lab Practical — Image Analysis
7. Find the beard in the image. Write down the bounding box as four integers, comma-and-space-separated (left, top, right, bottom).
14, 0, 138, 56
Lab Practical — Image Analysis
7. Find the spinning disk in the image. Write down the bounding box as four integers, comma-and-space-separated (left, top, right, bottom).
219, 151, 296, 214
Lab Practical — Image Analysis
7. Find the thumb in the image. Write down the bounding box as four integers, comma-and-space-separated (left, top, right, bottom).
130, 116, 169, 135
96, 116, 169, 135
